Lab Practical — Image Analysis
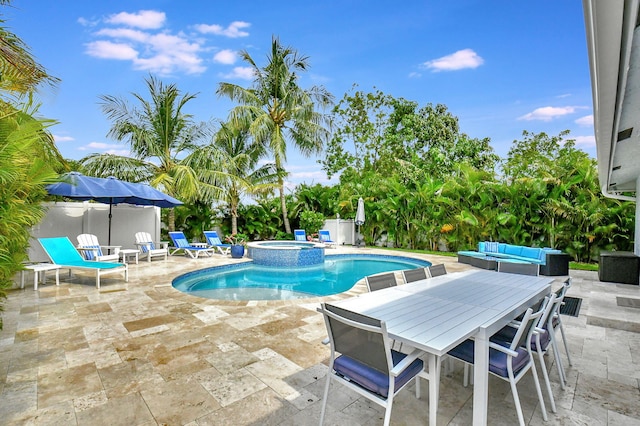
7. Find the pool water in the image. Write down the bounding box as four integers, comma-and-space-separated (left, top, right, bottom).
172, 254, 431, 301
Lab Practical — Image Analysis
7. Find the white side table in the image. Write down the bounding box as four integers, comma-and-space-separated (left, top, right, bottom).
119, 249, 139, 264
21, 263, 61, 290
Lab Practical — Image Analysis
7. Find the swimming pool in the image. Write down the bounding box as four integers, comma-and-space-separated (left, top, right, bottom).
172, 254, 431, 301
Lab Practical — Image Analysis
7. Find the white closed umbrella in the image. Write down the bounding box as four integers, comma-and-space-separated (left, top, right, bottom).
355, 197, 365, 247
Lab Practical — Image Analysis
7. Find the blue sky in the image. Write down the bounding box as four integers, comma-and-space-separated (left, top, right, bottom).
8, 1, 593, 188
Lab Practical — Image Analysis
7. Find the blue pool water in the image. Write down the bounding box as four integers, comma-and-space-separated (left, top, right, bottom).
172, 254, 431, 301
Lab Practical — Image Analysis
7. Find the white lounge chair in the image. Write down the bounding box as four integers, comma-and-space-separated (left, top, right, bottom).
134, 232, 168, 262
76, 234, 119, 262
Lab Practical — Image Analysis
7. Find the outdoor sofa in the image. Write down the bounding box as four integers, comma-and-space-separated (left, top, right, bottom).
457, 241, 570, 276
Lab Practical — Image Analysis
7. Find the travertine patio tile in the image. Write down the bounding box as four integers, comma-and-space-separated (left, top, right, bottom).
195, 387, 298, 426
202, 368, 266, 406
73, 390, 108, 411
139, 376, 220, 424
205, 345, 259, 374
0, 379, 37, 423
37, 362, 103, 408
23, 400, 77, 426
574, 372, 640, 419
75, 393, 155, 426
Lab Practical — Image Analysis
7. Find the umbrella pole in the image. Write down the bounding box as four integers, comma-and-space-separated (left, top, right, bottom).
108, 201, 113, 246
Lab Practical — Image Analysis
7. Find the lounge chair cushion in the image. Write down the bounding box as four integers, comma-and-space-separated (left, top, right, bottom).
333, 350, 424, 398
83, 245, 102, 260
174, 238, 190, 248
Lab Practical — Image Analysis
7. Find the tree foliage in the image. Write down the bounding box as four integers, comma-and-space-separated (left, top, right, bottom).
321, 87, 499, 179
0, 0, 62, 327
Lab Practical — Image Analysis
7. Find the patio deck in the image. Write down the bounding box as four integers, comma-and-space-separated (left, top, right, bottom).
1, 246, 639, 425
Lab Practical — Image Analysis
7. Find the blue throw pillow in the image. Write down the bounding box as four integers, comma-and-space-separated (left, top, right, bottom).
486, 242, 499, 253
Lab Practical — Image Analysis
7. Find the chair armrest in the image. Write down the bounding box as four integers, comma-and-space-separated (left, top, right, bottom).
488, 341, 519, 357
390, 348, 423, 377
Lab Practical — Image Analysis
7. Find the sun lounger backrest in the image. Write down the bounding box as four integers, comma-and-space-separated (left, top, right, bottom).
204, 231, 223, 245
39, 237, 86, 264
169, 231, 191, 248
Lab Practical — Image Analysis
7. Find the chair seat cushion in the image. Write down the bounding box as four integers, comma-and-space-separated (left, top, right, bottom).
448, 339, 530, 378
333, 350, 424, 398
493, 325, 551, 352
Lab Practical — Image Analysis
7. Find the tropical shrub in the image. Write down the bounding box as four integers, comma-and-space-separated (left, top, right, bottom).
299, 211, 326, 236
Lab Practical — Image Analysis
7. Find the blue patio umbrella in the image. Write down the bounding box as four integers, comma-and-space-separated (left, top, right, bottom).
46, 172, 182, 244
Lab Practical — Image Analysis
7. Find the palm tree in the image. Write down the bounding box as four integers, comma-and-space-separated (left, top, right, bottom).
0, 0, 62, 326
0, 1, 59, 100
80, 75, 223, 231
210, 120, 280, 234
217, 37, 333, 233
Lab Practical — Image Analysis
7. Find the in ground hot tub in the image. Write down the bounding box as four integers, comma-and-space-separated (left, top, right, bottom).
247, 241, 325, 267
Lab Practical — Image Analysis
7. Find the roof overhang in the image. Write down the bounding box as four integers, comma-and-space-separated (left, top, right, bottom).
583, 0, 640, 200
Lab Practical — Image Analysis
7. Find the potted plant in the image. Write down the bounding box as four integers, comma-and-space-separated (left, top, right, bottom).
225, 233, 247, 258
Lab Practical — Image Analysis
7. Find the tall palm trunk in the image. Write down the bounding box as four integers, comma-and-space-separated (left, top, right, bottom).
168, 208, 176, 232
231, 201, 239, 235
279, 178, 291, 234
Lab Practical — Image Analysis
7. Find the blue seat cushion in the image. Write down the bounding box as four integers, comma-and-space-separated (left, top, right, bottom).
493, 326, 551, 352
448, 339, 530, 378
83, 245, 102, 260
333, 350, 424, 398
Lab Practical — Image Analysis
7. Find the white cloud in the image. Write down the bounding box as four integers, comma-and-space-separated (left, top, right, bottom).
221, 66, 255, 80
213, 49, 237, 64
86, 30, 205, 75
575, 114, 594, 126
53, 134, 74, 143
82, 12, 248, 75
408, 71, 422, 78
106, 10, 166, 29
423, 48, 484, 71
79, 142, 130, 156
572, 135, 596, 147
77, 17, 99, 27
85, 40, 138, 60
96, 28, 150, 43
284, 164, 339, 186
518, 106, 578, 121
194, 21, 251, 38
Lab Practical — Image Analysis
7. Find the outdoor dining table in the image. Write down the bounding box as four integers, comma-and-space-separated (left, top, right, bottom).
329, 269, 553, 426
